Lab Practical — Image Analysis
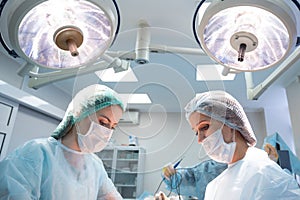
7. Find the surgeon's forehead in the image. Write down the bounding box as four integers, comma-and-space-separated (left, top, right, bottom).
189, 112, 211, 126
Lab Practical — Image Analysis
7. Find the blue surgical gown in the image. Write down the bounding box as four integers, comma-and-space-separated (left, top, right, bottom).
163, 159, 227, 200
263, 132, 300, 176
0, 137, 122, 200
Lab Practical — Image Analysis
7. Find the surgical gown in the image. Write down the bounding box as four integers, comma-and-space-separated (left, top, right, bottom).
163, 159, 227, 200
205, 147, 300, 200
0, 137, 122, 200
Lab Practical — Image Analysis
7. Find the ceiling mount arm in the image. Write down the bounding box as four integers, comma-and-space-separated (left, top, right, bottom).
135, 20, 151, 64
245, 46, 300, 100
27, 55, 130, 89
149, 44, 205, 55
27, 62, 110, 89
100, 53, 130, 73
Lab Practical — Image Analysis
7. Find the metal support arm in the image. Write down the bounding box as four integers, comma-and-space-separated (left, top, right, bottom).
246, 46, 300, 100
27, 54, 130, 89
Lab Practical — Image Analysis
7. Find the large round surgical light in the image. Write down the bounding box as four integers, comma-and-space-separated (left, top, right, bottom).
195, 0, 298, 71
5, 0, 118, 69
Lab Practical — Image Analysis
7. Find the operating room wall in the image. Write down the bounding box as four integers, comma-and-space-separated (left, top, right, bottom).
261, 87, 297, 154
286, 76, 300, 156
113, 111, 267, 195
0, 53, 24, 88
7, 105, 60, 154
0, 52, 71, 111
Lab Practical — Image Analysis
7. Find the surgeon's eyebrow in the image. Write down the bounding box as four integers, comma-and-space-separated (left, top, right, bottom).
98, 114, 119, 127
98, 114, 111, 122
192, 119, 207, 132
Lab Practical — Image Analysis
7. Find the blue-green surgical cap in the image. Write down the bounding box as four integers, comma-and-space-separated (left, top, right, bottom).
185, 90, 256, 146
52, 84, 126, 139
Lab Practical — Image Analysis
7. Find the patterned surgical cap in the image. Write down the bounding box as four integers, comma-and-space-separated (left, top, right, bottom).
185, 90, 256, 146
52, 84, 125, 139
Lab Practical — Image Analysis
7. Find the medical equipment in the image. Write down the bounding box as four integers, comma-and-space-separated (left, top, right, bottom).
173, 158, 183, 169
163, 159, 227, 200
155, 158, 185, 199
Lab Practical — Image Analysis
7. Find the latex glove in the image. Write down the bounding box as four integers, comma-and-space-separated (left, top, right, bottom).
154, 191, 169, 200
154, 192, 181, 200
162, 164, 176, 180
264, 143, 279, 162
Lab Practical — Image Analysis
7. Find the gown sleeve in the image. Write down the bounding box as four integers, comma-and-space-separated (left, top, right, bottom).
0, 142, 44, 200
163, 160, 227, 200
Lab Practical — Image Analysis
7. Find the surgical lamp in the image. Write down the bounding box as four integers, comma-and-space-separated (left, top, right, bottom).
194, 0, 299, 71
0, 0, 120, 69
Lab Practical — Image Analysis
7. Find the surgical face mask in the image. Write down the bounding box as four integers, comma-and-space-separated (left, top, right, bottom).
202, 129, 236, 163
77, 121, 113, 153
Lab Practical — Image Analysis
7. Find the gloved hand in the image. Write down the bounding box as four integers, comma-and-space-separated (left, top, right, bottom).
154, 191, 169, 200
264, 143, 279, 162
162, 164, 176, 180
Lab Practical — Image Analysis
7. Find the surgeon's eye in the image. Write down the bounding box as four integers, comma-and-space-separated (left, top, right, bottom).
99, 121, 110, 129
196, 124, 209, 137
200, 124, 209, 132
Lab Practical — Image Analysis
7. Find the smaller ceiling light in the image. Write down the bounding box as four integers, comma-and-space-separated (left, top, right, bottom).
4, 0, 119, 69
95, 66, 138, 82
119, 94, 152, 104
195, 0, 299, 71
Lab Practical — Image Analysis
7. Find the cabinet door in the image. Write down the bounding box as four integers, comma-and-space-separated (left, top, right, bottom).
0, 96, 18, 160
97, 147, 145, 199
115, 149, 140, 199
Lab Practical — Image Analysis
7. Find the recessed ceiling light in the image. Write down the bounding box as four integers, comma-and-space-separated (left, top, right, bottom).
95, 67, 138, 82
118, 93, 152, 104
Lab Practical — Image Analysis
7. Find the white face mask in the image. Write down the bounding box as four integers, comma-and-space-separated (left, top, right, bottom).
202, 129, 236, 163
77, 121, 113, 153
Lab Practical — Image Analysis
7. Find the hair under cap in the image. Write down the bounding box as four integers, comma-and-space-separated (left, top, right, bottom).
51, 84, 125, 139
185, 90, 256, 146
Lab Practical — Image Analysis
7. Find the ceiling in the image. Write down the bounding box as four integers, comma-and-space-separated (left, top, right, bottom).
1, 0, 300, 113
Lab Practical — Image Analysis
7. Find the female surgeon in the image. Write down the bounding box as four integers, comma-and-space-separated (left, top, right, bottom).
184, 90, 300, 200
0, 84, 125, 199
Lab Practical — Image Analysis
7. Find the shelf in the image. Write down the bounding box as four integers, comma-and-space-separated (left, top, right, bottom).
115, 184, 136, 187
101, 158, 113, 161
117, 158, 138, 161
115, 171, 137, 174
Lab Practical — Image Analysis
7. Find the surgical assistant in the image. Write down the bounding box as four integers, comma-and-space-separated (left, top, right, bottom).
185, 90, 300, 200
0, 84, 125, 200
163, 159, 227, 200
